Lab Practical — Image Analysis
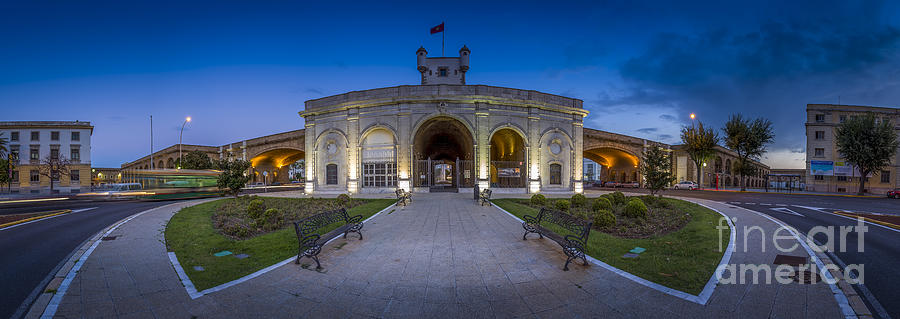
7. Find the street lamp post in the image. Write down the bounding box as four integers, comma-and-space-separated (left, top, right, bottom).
179, 116, 191, 168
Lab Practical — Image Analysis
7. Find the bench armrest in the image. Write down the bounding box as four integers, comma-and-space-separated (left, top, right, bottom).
523, 214, 539, 224
347, 214, 364, 224
299, 234, 321, 248
564, 234, 586, 251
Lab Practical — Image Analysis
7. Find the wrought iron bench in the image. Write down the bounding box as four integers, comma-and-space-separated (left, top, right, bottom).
395, 188, 411, 206
480, 189, 492, 206
522, 207, 593, 271
292, 208, 364, 270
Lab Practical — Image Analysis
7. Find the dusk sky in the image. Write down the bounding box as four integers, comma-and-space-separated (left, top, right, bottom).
2, 1, 900, 168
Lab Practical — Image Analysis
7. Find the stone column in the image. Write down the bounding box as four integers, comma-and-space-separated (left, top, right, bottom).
347, 108, 360, 193
572, 114, 584, 193
475, 102, 490, 189
397, 103, 411, 191
528, 107, 541, 193
304, 123, 315, 194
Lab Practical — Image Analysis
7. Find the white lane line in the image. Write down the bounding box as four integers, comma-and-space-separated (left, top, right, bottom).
770, 207, 804, 217
0, 207, 98, 231
744, 202, 756, 205
794, 205, 900, 234
775, 204, 787, 207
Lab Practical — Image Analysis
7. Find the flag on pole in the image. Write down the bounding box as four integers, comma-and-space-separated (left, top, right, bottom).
430, 22, 444, 34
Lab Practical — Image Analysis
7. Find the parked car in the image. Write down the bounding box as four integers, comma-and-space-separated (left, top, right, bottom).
249, 182, 265, 187
621, 181, 640, 188
270, 182, 283, 186
888, 188, 900, 199
673, 181, 698, 190
604, 181, 620, 188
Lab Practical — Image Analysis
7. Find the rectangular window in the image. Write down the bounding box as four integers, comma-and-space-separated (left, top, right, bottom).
30, 147, 39, 161
362, 162, 397, 187
51, 131, 59, 141
815, 114, 825, 123
10, 131, 18, 141
839, 115, 846, 123
71, 170, 80, 181
30, 170, 40, 182
31, 131, 39, 141
71, 131, 80, 141
837, 176, 847, 182
10, 145, 19, 162
438, 67, 448, 77
815, 131, 825, 140
11, 170, 19, 182
814, 148, 824, 157
50, 148, 59, 160
881, 170, 890, 183
814, 175, 824, 181
326, 164, 338, 185
70, 148, 80, 161
549, 163, 562, 185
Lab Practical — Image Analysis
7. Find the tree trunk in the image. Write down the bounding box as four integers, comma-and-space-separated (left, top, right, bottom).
694, 160, 703, 189
857, 170, 867, 195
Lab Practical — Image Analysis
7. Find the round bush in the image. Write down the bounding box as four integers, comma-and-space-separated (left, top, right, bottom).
336, 194, 351, 206
610, 192, 627, 205
624, 198, 649, 219
247, 199, 265, 219
261, 208, 284, 230
530, 194, 547, 206
592, 197, 612, 211
554, 199, 570, 211
593, 209, 616, 228
571, 194, 587, 207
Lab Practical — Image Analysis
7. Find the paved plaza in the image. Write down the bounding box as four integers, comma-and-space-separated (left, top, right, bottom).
42, 193, 848, 318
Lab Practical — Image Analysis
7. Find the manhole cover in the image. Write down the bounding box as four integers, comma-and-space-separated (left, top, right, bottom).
101, 236, 117, 241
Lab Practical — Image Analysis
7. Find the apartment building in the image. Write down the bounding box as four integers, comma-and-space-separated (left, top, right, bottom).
1, 121, 93, 194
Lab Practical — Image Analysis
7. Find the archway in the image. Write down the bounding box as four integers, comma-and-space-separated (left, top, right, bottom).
166, 158, 174, 169
412, 116, 475, 189
360, 128, 397, 188
583, 147, 639, 183
489, 128, 526, 188
250, 148, 305, 184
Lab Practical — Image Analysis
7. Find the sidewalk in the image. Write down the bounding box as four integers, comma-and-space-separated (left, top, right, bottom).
34, 192, 850, 318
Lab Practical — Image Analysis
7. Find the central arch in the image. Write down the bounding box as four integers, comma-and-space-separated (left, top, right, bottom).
583, 147, 639, 184
412, 116, 475, 189
490, 128, 526, 188
250, 148, 305, 184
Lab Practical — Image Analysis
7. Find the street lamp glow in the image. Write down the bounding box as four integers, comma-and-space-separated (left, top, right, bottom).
186, 116, 192, 122
690, 113, 696, 120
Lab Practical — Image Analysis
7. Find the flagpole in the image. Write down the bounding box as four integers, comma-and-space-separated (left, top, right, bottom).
442, 21, 445, 56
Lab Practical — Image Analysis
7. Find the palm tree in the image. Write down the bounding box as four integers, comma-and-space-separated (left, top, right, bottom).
0, 132, 7, 158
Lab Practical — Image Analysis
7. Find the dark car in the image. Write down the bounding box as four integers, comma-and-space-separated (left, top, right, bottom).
888, 188, 900, 199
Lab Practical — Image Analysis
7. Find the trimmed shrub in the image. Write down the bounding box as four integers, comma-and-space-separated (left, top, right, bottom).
554, 199, 570, 211
592, 197, 612, 211
336, 194, 351, 206
261, 208, 284, 231
641, 195, 673, 209
593, 209, 616, 228
247, 199, 265, 219
624, 198, 649, 219
609, 191, 627, 205
571, 194, 588, 207
530, 194, 547, 206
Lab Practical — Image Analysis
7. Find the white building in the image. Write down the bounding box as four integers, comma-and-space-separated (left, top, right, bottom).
1, 121, 93, 194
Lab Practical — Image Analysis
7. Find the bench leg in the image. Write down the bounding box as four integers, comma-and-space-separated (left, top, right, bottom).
312, 255, 322, 270
563, 256, 575, 271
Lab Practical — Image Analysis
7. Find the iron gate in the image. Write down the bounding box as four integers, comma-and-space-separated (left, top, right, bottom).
413, 158, 475, 188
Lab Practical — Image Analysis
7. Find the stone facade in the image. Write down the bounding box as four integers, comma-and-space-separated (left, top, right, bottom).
671, 145, 770, 189
806, 104, 900, 194
0, 121, 94, 194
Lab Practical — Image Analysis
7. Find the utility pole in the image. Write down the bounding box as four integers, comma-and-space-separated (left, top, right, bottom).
150, 115, 153, 169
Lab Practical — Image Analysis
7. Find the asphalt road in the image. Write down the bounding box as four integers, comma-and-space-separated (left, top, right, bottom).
0, 199, 174, 319
593, 187, 900, 319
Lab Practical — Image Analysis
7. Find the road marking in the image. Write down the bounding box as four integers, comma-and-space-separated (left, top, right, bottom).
744, 202, 756, 205
0, 197, 69, 204
794, 205, 900, 234
0, 207, 98, 231
770, 207, 804, 217
775, 203, 787, 206
760, 203, 772, 206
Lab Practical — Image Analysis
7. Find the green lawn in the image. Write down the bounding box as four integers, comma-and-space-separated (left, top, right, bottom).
492, 197, 729, 295
165, 197, 396, 290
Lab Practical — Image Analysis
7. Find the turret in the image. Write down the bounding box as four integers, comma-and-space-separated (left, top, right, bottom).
416, 46, 428, 73
459, 45, 470, 72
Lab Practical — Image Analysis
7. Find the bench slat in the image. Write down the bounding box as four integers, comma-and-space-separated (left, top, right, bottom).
522, 207, 592, 271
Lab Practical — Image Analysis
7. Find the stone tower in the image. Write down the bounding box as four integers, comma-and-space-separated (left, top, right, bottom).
417, 45, 469, 85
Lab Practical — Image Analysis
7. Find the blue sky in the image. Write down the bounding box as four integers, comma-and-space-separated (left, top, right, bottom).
2, 0, 899, 168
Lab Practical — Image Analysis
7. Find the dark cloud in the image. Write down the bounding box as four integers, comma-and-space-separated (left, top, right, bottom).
636, 127, 658, 134
603, 2, 900, 165
305, 88, 325, 95
658, 134, 673, 141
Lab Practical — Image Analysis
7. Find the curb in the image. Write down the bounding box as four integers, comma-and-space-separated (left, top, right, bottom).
696, 189, 881, 198
0, 210, 72, 229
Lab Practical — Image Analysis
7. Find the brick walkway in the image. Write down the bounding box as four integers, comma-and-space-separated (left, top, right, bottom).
46, 193, 845, 318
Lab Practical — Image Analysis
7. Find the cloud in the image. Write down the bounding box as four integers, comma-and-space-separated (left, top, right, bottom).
658, 114, 678, 122
636, 127, 658, 134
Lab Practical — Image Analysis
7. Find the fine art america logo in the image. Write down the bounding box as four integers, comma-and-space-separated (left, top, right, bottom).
715, 217, 867, 285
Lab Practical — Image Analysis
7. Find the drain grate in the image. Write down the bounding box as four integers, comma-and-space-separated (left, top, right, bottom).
773, 254, 807, 266
101, 236, 117, 241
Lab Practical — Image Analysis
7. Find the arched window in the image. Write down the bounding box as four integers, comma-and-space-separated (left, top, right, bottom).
326, 164, 338, 185
549, 164, 562, 185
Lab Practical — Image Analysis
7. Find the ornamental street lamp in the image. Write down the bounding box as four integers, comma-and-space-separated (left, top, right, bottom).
179, 116, 191, 168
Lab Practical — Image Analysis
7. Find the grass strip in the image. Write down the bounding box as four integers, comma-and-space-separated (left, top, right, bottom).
493, 197, 729, 295
165, 197, 395, 290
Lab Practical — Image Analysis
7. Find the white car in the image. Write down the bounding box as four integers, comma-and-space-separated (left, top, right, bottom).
673, 181, 698, 190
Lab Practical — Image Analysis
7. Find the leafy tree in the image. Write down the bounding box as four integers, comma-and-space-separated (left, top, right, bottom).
214, 159, 252, 197
680, 121, 718, 188
722, 114, 774, 191
175, 150, 213, 170
39, 154, 71, 193
640, 146, 675, 196
835, 114, 899, 195
0, 158, 12, 191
